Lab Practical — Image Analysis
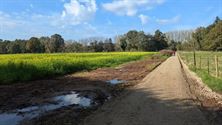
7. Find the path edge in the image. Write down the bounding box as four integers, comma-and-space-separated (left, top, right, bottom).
177, 53, 222, 124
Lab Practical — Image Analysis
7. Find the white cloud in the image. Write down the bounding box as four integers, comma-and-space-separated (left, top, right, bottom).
0, 11, 19, 28
0, 10, 100, 40
138, 14, 149, 25
0, 11, 46, 39
0, 0, 100, 39
102, 0, 165, 16
156, 15, 180, 24
61, 0, 97, 25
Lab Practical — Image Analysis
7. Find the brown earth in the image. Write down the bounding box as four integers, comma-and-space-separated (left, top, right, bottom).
0, 55, 164, 125
1, 54, 221, 125
82, 55, 222, 125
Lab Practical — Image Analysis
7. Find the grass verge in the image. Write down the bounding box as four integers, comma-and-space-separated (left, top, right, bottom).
191, 68, 222, 92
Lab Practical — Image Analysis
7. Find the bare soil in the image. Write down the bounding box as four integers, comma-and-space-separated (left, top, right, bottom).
0, 55, 164, 125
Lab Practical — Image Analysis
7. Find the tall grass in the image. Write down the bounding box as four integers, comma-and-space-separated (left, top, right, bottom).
0, 52, 155, 84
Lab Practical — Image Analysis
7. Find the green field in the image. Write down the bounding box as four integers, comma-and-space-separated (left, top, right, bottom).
0, 52, 156, 84
179, 51, 222, 92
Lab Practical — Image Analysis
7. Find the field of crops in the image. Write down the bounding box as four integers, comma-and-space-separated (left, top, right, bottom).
0, 52, 156, 84
179, 51, 222, 92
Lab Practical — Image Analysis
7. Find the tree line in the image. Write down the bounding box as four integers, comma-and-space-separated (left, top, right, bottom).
0, 30, 171, 54
1, 17, 221, 54
177, 17, 222, 51
0, 34, 65, 54
115, 30, 168, 51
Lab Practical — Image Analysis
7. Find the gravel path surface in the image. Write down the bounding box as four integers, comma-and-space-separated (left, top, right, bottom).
82, 56, 209, 125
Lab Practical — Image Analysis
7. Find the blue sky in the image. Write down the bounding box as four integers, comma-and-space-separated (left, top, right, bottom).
0, 0, 221, 40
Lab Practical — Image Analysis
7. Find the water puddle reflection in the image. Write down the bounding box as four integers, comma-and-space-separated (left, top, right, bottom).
0, 91, 92, 125
107, 79, 125, 85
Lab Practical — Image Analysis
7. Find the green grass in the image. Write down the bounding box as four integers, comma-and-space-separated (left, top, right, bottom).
0, 52, 156, 84
179, 51, 222, 92
195, 69, 222, 92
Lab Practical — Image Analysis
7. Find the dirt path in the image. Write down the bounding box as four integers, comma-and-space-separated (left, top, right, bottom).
82, 56, 209, 125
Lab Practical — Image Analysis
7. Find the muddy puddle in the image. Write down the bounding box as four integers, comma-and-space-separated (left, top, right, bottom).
107, 79, 126, 85
55, 91, 91, 107
0, 91, 94, 125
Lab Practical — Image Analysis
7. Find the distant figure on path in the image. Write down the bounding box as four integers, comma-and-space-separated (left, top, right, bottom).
173, 51, 176, 56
